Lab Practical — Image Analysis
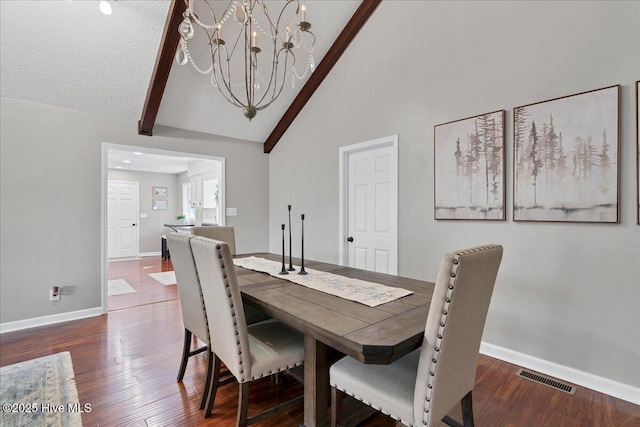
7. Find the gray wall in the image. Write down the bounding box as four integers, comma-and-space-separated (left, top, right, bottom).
0, 97, 269, 323
107, 169, 181, 254
268, 1, 640, 388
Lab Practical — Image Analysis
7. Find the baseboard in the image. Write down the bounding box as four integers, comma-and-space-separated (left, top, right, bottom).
0, 307, 103, 334
139, 251, 161, 257
480, 341, 640, 405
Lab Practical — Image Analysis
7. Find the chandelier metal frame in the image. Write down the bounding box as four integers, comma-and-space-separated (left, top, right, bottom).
176, 0, 315, 120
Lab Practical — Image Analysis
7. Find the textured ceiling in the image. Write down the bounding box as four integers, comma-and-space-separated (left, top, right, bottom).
1, 0, 361, 144
0, 0, 168, 123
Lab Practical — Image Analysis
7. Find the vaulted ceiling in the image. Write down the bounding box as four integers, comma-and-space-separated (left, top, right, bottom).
1, 1, 381, 152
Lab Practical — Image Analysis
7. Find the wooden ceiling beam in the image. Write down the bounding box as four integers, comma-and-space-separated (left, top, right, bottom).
138, 0, 186, 136
263, 0, 382, 153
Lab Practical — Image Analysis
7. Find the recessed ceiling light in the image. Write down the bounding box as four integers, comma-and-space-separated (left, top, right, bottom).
133, 152, 143, 155
99, 1, 112, 15
115, 166, 123, 169
123, 160, 132, 164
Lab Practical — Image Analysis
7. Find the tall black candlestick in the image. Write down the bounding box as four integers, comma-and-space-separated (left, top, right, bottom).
287, 205, 295, 271
279, 224, 288, 275
299, 214, 307, 275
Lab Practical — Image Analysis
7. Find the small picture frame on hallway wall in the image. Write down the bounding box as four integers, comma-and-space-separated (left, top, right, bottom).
153, 186, 168, 198
152, 199, 168, 210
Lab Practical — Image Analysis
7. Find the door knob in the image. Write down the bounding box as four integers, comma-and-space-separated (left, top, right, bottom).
132, 223, 136, 227
347, 236, 354, 242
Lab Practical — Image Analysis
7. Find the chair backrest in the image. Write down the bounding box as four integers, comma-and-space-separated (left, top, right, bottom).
413, 244, 503, 426
189, 236, 251, 382
166, 232, 210, 345
191, 226, 236, 255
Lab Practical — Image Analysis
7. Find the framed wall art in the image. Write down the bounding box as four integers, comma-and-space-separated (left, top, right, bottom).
152, 186, 168, 198
434, 110, 505, 220
513, 85, 620, 223
152, 199, 168, 210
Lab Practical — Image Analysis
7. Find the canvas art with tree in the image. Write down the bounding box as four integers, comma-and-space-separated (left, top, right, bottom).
434, 110, 506, 220
513, 85, 620, 223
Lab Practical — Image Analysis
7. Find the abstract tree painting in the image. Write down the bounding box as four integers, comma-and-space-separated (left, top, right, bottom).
434, 110, 505, 220
513, 85, 620, 223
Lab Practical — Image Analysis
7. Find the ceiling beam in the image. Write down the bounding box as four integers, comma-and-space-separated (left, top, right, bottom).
138, 0, 186, 136
263, 0, 382, 153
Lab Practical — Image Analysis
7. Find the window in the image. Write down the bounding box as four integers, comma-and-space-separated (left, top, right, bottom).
182, 182, 195, 220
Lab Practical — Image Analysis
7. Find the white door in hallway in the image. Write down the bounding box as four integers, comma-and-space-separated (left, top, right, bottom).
107, 181, 139, 259
344, 138, 397, 274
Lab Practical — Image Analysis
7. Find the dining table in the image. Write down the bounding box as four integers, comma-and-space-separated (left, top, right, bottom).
234, 253, 435, 427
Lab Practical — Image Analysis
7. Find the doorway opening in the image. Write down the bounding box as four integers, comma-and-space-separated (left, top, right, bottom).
102, 143, 225, 312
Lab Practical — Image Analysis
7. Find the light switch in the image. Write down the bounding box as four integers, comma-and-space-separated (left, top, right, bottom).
140, 213, 148, 219
226, 207, 238, 216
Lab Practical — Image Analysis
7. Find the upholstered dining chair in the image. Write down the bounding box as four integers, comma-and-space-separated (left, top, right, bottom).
191, 225, 270, 327
329, 244, 503, 427
191, 225, 236, 255
189, 236, 305, 425
166, 232, 224, 410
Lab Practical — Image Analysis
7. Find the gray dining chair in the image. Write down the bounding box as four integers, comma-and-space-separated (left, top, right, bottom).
191, 225, 270, 326
191, 225, 236, 255
329, 244, 503, 427
189, 235, 305, 425
166, 232, 227, 410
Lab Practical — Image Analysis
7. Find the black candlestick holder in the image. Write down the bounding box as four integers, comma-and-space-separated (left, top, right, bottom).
299, 214, 307, 275
287, 205, 295, 271
279, 224, 288, 275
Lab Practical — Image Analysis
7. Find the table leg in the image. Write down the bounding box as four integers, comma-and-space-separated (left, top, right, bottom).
304, 334, 330, 427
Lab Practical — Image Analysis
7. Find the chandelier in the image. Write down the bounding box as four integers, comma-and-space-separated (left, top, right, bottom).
175, 0, 316, 120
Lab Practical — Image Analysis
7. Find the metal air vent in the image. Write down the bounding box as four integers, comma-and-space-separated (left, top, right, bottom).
515, 369, 577, 395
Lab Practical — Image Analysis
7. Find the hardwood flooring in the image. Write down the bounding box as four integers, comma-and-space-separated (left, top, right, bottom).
1, 257, 638, 426
108, 256, 178, 311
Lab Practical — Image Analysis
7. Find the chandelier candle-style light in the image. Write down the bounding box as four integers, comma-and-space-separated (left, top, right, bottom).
176, 0, 316, 120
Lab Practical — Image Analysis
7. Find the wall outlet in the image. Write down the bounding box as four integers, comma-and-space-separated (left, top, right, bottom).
49, 286, 61, 301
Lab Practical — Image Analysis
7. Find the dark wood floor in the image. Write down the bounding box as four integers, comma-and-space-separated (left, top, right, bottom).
108, 256, 177, 311
1, 257, 638, 426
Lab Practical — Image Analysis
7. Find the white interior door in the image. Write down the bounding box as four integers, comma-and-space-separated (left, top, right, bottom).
343, 138, 397, 274
107, 181, 139, 259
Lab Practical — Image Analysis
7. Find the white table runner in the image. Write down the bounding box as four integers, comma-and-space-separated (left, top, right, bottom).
234, 256, 412, 307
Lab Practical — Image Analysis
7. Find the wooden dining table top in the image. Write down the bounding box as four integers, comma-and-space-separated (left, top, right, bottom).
235, 253, 434, 365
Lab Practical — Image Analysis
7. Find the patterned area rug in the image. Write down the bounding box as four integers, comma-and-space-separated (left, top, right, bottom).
107, 279, 136, 296
0, 352, 83, 426
148, 271, 176, 286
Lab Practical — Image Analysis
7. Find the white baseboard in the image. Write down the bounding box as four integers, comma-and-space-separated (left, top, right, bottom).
0, 307, 103, 334
480, 341, 640, 405
139, 251, 161, 257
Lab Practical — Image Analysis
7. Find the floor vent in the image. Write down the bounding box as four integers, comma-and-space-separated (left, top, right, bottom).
515, 369, 576, 395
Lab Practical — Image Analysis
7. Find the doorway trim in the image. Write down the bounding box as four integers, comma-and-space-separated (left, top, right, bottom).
101, 142, 227, 314
338, 134, 398, 271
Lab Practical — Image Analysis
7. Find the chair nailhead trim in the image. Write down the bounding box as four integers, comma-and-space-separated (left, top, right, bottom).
423, 252, 462, 427
217, 245, 246, 380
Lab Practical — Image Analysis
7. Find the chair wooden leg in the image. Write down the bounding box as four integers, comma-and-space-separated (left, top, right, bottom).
461, 391, 474, 427
443, 391, 475, 427
237, 382, 249, 427
199, 348, 214, 410
331, 386, 343, 427
204, 355, 222, 417
177, 329, 192, 382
